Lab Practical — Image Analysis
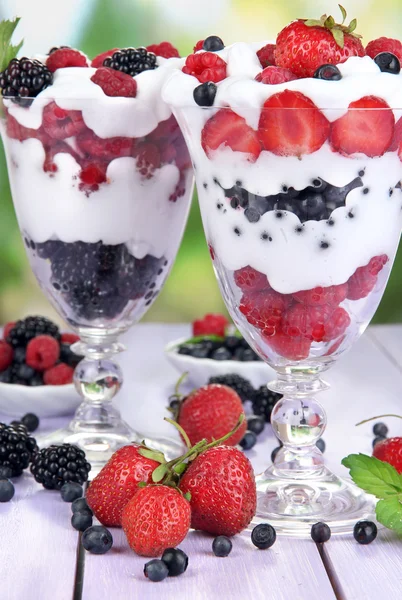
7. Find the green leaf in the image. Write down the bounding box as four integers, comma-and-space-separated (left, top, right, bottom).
331, 28, 345, 49
184, 492, 192, 502
137, 481, 147, 488
342, 453, 402, 498
138, 447, 166, 463
348, 18, 357, 33
376, 497, 402, 534
324, 16, 335, 29
151, 463, 168, 483
338, 4, 347, 24
0, 18, 23, 73
304, 19, 323, 28
173, 462, 187, 475
177, 334, 225, 346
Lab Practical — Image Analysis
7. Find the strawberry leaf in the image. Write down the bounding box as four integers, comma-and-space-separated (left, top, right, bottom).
0, 18, 23, 73
304, 19, 323, 27
339, 4, 347, 24
151, 463, 168, 483
324, 15, 335, 29
376, 497, 402, 534
342, 453, 402, 498
348, 18, 357, 33
138, 447, 166, 463
184, 491, 191, 502
331, 28, 345, 48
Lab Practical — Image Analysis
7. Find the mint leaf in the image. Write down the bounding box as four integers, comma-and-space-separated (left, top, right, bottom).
0, 18, 23, 73
376, 497, 402, 534
175, 334, 225, 347
342, 453, 402, 498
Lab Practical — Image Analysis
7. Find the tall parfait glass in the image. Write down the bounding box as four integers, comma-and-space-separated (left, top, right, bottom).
164, 53, 402, 534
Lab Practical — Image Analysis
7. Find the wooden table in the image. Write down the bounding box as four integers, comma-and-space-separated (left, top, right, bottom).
1, 323, 402, 600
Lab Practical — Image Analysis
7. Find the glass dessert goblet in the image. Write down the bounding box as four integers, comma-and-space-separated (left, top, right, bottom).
168, 94, 402, 533
1, 91, 193, 468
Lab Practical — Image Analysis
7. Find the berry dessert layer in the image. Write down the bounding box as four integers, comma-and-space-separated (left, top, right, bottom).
1, 44, 193, 326
163, 19, 402, 363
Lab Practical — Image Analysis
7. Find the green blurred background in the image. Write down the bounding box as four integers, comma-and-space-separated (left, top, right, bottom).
0, 0, 401, 325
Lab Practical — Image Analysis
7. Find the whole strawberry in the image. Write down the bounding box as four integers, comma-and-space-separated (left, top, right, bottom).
373, 437, 402, 473
275, 6, 365, 78
86, 444, 161, 527
177, 384, 247, 446
121, 485, 191, 557
179, 445, 256, 536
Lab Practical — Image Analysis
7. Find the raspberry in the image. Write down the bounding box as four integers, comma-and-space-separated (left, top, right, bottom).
42, 102, 86, 140
293, 283, 348, 306
367, 254, 388, 276
46, 48, 88, 72
324, 335, 345, 356
208, 244, 215, 260
133, 143, 161, 179
169, 171, 187, 202
6, 113, 40, 141
79, 162, 107, 189
91, 48, 119, 68
0, 341, 13, 371
146, 42, 180, 58
61, 333, 80, 344
282, 304, 331, 342
182, 52, 227, 83
91, 67, 137, 98
44, 363, 74, 385
76, 129, 133, 160
365, 37, 402, 63
323, 307, 351, 341
43, 141, 79, 173
192, 314, 229, 337
234, 266, 269, 293
347, 262, 379, 301
3, 322, 16, 340
26, 335, 60, 371
267, 331, 311, 361
257, 43, 276, 68
240, 290, 290, 336
193, 40, 204, 52
255, 66, 297, 84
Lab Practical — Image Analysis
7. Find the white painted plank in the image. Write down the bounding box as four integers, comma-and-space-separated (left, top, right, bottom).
369, 324, 402, 371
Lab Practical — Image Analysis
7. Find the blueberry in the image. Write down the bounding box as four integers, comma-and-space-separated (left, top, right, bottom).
16, 364, 35, 381
0, 466, 13, 479
353, 520, 377, 544
144, 558, 169, 582
193, 82, 217, 107
373, 422, 388, 437
247, 416, 265, 436
271, 446, 281, 462
374, 52, 401, 74
212, 536, 232, 557
71, 497, 93, 515
178, 345, 193, 356
71, 511, 93, 531
244, 207, 261, 223
372, 435, 386, 448
82, 525, 113, 554
211, 347, 232, 361
313, 64, 342, 81
21, 413, 39, 433
161, 547, 188, 576
234, 347, 246, 361
251, 524, 276, 549
28, 373, 44, 387
242, 348, 257, 361
224, 336, 241, 350
191, 346, 211, 359
13, 347, 26, 363
316, 438, 326, 453
0, 479, 15, 502
311, 522, 331, 543
60, 482, 83, 502
240, 431, 257, 450
202, 35, 225, 52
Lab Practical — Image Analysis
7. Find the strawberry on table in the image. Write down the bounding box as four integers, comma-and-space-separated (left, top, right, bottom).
192, 313, 228, 337
258, 90, 330, 156
275, 5, 365, 78
372, 437, 402, 473
202, 109, 261, 161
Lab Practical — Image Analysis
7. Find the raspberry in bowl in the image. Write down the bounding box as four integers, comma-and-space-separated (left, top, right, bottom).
0, 27, 193, 466
0, 316, 82, 418
163, 12, 402, 534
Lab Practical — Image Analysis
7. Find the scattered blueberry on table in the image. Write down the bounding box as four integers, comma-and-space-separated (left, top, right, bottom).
161, 548, 189, 575
311, 522, 331, 543
212, 536, 233, 557
82, 525, 113, 554
251, 524, 276, 549
61, 482, 83, 502
353, 520, 378, 545
0, 478, 15, 502
144, 559, 169, 582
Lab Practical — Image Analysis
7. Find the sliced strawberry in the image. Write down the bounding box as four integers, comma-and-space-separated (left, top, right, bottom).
330, 96, 394, 157
258, 90, 330, 156
257, 43, 276, 68
202, 109, 261, 162
255, 66, 297, 84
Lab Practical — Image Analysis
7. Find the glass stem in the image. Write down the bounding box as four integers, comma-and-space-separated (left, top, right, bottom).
269, 375, 329, 478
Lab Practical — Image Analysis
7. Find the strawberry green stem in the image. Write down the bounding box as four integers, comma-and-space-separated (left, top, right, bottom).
165, 417, 192, 449
202, 413, 245, 451
356, 414, 402, 426
174, 372, 188, 397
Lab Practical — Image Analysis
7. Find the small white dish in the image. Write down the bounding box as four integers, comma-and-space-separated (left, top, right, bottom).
0, 380, 79, 418
165, 337, 275, 389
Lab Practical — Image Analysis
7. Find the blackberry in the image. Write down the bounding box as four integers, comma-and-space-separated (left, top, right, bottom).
103, 47, 158, 76
0, 422, 38, 477
0, 57, 53, 103
252, 386, 282, 422
7, 316, 60, 348
208, 374, 255, 402
30, 444, 91, 490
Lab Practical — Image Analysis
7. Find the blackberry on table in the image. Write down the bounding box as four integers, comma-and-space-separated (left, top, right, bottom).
0, 422, 38, 477
7, 316, 60, 348
252, 386, 282, 422
0, 57, 53, 102
208, 374, 255, 402
104, 47, 158, 76
30, 444, 91, 490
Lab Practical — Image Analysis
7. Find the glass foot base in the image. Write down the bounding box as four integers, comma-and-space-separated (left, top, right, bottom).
254, 466, 376, 536
37, 424, 185, 477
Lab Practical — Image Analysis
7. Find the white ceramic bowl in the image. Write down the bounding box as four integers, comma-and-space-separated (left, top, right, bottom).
0, 379, 79, 418
165, 337, 276, 389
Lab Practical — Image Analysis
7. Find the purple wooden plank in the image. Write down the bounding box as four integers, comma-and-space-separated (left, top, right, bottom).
82, 527, 336, 600
0, 473, 79, 600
